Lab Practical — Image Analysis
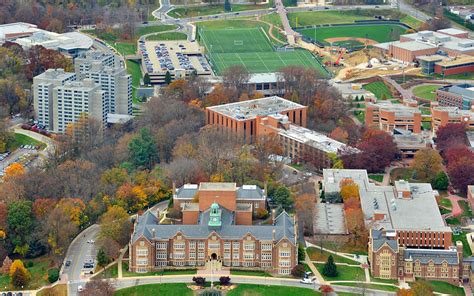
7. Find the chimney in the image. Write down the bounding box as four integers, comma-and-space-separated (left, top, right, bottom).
271, 209, 276, 224
272, 229, 276, 241
152, 228, 156, 238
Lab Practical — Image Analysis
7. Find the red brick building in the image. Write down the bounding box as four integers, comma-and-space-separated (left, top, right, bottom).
365, 100, 422, 134
430, 102, 474, 133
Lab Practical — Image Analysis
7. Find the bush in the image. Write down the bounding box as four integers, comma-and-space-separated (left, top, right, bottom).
192, 276, 206, 286
291, 264, 306, 278
47, 268, 60, 283
298, 244, 305, 264
167, 198, 174, 208
26, 261, 34, 268
432, 171, 449, 190
254, 208, 269, 220
219, 276, 231, 285
322, 255, 338, 277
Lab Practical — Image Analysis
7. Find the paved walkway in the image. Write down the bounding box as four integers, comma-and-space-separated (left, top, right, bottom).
275, 0, 296, 45
445, 195, 464, 217
381, 75, 413, 101
306, 241, 368, 265
304, 252, 327, 284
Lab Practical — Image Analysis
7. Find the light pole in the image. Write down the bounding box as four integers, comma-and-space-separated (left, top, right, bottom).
210, 258, 214, 289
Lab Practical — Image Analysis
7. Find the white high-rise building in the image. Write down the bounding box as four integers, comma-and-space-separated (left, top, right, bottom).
33, 69, 76, 130
75, 52, 132, 115
53, 79, 107, 133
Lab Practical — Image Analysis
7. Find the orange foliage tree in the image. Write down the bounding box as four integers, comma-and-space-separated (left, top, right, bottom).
4, 162, 25, 180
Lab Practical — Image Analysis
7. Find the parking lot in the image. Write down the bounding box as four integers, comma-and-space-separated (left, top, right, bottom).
0, 146, 40, 177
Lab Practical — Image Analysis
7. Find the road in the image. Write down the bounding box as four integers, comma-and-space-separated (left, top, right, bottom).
398, 0, 431, 22
68, 274, 395, 296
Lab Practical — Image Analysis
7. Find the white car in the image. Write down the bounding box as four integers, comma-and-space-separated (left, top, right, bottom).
300, 277, 316, 284
77, 285, 84, 292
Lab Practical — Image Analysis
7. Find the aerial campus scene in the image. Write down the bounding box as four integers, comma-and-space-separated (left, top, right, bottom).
0, 0, 474, 295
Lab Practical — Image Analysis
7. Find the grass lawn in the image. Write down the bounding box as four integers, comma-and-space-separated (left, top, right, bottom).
0, 257, 52, 290
439, 198, 452, 209
370, 277, 398, 284
114, 283, 193, 296
420, 106, 431, 115
459, 200, 473, 219
368, 174, 384, 182
422, 122, 431, 131
446, 217, 461, 225
261, 13, 283, 29
146, 32, 188, 41
114, 42, 137, 56
168, 4, 272, 18
227, 284, 320, 296
96, 262, 118, 279
363, 81, 393, 100
315, 263, 365, 282
230, 269, 272, 277
412, 85, 441, 101
298, 24, 407, 44
197, 19, 268, 30
335, 282, 399, 292
126, 60, 142, 103
354, 110, 365, 123
122, 262, 196, 277
429, 280, 465, 296
9, 133, 46, 151
440, 72, 474, 80
439, 207, 451, 215
37, 284, 67, 296
137, 25, 177, 36
400, 15, 423, 29
307, 247, 359, 265
390, 167, 414, 182
453, 231, 472, 257
287, 10, 373, 27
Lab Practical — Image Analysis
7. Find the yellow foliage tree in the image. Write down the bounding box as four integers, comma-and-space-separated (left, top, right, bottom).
4, 162, 25, 180
9, 260, 29, 278
340, 179, 360, 203
0, 230, 5, 239
210, 173, 225, 182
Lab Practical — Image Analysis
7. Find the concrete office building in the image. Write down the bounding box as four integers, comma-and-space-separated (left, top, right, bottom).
53, 79, 107, 133
365, 100, 422, 134
436, 83, 474, 110
75, 52, 132, 115
33, 69, 77, 130
431, 102, 474, 132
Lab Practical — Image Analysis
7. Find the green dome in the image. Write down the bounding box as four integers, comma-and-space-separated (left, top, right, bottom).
210, 202, 219, 210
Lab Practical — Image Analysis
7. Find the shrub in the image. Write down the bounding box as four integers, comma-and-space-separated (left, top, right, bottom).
322, 255, 338, 277
26, 261, 34, 268
47, 268, 60, 283
298, 244, 305, 264
219, 276, 231, 286
192, 276, 206, 286
291, 264, 306, 278
254, 208, 269, 220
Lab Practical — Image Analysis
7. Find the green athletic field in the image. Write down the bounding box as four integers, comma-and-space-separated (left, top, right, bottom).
298, 24, 408, 45
199, 27, 329, 77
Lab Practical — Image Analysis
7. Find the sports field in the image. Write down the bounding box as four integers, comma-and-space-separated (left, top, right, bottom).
298, 24, 408, 45
199, 27, 329, 77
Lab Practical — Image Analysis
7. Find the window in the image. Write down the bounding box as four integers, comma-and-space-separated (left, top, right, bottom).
244, 243, 255, 251
174, 242, 185, 249
233, 242, 240, 250
189, 252, 196, 259
198, 252, 205, 259
233, 253, 239, 260
136, 248, 148, 256
137, 259, 148, 266
189, 241, 196, 249
198, 241, 205, 249
156, 242, 167, 249
224, 242, 231, 250
209, 242, 220, 249
261, 253, 272, 261
261, 243, 272, 251
279, 250, 290, 257
174, 252, 185, 259
279, 269, 290, 275
243, 253, 254, 260
279, 261, 290, 267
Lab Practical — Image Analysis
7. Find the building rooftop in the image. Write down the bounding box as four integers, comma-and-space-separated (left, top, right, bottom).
393, 132, 427, 149
314, 203, 347, 235
35, 68, 76, 81
435, 55, 474, 67
174, 183, 265, 200
248, 73, 280, 84
417, 55, 445, 62
392, 40, 438, 51
401, 30, 474, 53
199, 182, 236, 191
131, 208, 296, 244
207, 96, 305, 121
0, 22, 37, 41
368, 101, 421, 117
437, 28, 468, 36
438, 83, 474, 99
323, 169, 450, 233
432, 106, 473, 119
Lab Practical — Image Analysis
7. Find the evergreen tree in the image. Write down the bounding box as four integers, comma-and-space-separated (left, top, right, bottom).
298, 244, 305, 263
128, 128, 158, 169
143, 73, 151, 85
322, 255, 338, 277
273, 185, 293, 210
97, 247, 110, 268
224, 0, 231, 12
432, 171, 449, 190
164, 71, 172, 84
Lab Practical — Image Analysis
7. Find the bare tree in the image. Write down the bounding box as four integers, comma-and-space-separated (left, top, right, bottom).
80, 279, 115, 296
222, 65, 250, 101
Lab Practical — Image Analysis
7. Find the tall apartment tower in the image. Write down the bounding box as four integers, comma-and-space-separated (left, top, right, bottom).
53, 79, 107, 133
74, 52, 132, 115
33, 69, 76, 130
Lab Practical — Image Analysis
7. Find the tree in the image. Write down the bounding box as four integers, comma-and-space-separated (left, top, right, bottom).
99, 205, 132, 246
397, 288, 414, 296
0, 256, 12, 275
410, 279, 433, 296
204, 84, 229, 106
435, 123, 466, 153
330, 127, 349, 143
222, 65, 249, 101
340, 179, 360, 204
219, 276, 231, 285
81, 279, 115, 296
97, 247, 110, 268
224, 0, 231, 12
128, 128, 158, 169
320, 285, 335, 296
290, 264, 306, 277
411, 148, 443, 181
164, 71, 172, 84
46, 206, 78, 262
32, 198, 57, 220
295, 193, 314, 235
7, 201, 34, 255
99, 237, 121, 260
3, 162, 25, 181
432, 171, 449, 190
447, 156, 474, 195
345, 208, 367, 246
47, 268, 60, 283
192, 276, 206, 286
273, 185, 293, 210
298, 244, 305, 264
143, 73, 151, 85
322, 255, 338, 277
0, 202, 6, 230
10, 260, 30, 288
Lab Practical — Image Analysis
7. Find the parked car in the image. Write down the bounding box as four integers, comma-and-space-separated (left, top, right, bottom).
300, 277, 316, 284
77, 285, 84, 292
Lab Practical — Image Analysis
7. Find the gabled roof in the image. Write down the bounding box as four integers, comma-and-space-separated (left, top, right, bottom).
404, 248, 459, 265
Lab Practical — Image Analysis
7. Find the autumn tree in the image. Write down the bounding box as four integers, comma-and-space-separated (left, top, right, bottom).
345, 207, 367, 246
411, 148, 443, 181
80, 279, 115, 296
330, 127, 349, 143
447, 156, 474, 195
32, 198, 57, 220
342, 129, 398, 173
204, 84, 229, 106
0, 202, 6, 230
435, 123, 466, 154
295, 193, 314, 236
9, 259, 30, 288
397, 288, 414, 296
115, 183, 148, 212
99, 205, 132, 246
340, 179, 360, 205
6, 201, 35, 256
3, 162, 25, 181
128, 128, 158, 169
221, 65, 249, 101
98, 237, 121, 261
46, 206, 78, 263
410, 279, 433, 296
273, 185, 293, 210
0, 256, 12, 275
56, 198, 87, 228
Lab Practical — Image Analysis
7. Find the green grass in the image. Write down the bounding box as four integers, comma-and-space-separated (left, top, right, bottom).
438, 72, 474, 80
288, 10, 373, 27
126, 60, 142, 104
439, 207, 451, 215
370, 277, 398, 284
298, 24, 407, 44
368, 174, 384, 182
420, 106, 431, 115
335, 282, 399, 292
306, 247, 359, 265
9, 133, 46, 151
197, 19, 269, 30
422, 122, 431, 131
137, 25, 177, 37
146, 32, 187, 41
412, 85, 440, 101
230, 269, 272, 277
428, 280, 465, 296
114, 42, 137, 55
121, 262, 196, 277
199, 27, 328, 76
261, 13, 283, 29
315, 263, 365, 282
0, 257, 51, 290
354, 110, 365, 123
453, 231, 472, 257
390, 167, 415, 182
459, 200, 473, 219
400, 15, 423, 29
363, 81, 393, 100
114, 283, 193, 296
227, 284, 320, 296
96, 262, 118, 279
439, 198, 452, 209
168, 3, 271, 18
446, 217, 461, 225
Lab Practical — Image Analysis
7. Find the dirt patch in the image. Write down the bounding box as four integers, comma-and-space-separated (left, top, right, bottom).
325, 37, 378, 46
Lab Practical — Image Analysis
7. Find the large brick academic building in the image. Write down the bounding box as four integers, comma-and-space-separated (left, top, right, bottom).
129, 182, 297, 275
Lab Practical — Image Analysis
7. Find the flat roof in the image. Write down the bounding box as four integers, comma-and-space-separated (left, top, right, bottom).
248, 73, 280, 84
368, 101, 421, 117
437, 28, 468, 35
199, 182, 236, 191
314, 203, 347, 235
207, 96, 305, 121
393, 133, 427, 149
433, 106, 473, 119
323, 169, 450, 232
392, 40, 437, 51
417, 55, 445, 62
436, 55, 474, 67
